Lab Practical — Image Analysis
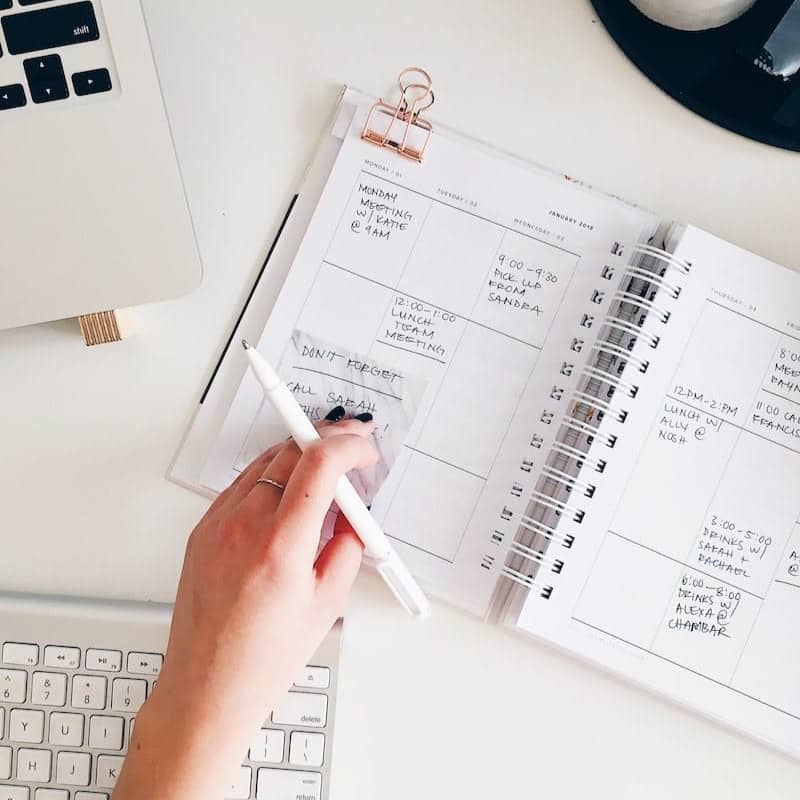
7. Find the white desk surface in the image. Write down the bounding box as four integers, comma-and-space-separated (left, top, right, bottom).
2, 1, 799, 796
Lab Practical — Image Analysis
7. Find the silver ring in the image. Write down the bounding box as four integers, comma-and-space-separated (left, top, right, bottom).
256, 478, 286, 492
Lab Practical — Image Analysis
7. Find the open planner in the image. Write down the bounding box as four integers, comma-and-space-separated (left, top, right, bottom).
171, 82, 800, 758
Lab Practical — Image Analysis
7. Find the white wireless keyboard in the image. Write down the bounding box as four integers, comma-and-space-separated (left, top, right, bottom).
0, 592, 342, 800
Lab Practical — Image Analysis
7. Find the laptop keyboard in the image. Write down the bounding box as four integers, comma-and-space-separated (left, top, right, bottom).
0, 0, 117, 111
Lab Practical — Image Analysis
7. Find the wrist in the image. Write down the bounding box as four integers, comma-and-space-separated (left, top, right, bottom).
115, 665, 284, 800
115, 681, 234, 800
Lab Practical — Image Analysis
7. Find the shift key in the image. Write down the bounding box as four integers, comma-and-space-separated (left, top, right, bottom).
2, 2, 99, 56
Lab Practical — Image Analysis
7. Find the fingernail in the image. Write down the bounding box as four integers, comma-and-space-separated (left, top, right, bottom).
354, 412, 373, 422
325, 406, 346, 422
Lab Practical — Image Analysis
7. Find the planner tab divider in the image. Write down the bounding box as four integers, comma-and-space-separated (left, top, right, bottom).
488, 233, 695, 621
361, 67, 434, 162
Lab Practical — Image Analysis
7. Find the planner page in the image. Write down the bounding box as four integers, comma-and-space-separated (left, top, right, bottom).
516, 226, 800, 757
201, 103, 658, 612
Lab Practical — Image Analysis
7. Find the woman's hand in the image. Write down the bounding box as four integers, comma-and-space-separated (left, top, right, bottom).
114, 415, 377, 800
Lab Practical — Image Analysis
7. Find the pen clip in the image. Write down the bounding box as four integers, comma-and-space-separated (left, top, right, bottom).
376, 552, 431, 618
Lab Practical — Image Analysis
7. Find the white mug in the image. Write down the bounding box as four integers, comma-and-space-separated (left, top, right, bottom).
629, 0, 757, 30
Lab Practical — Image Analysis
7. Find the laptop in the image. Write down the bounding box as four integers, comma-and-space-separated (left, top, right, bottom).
0, 0, 201, 330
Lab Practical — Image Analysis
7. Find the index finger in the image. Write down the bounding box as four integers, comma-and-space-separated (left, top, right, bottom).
270, 433, 378, 561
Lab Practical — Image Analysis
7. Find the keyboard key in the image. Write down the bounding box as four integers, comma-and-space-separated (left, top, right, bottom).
256, 768, 321, 800
48, 712, 84, 747
55, 751, 91, 786
0, 707, 4, 736
0, 747, 10, 780
23, 54, 63, 83
85, 649, 121, 673
2, 2, 99, 56
249, 729, 284, 764
16, 748, 51, 783
289, 731, 325, 768
71, 675, 107, 710
72, 68, 111, 97
294, 666, 331, 690
271, 692, 328, 728
34, 790, 67, 800
0, 85, 26, 112
126, 652, 162, 677
95, 755, 123, 789
23, 55, 68, 104
0, 1, 11, 10
226, 766, 252, 800
0, 670, 27, 703
43, 646, 80, 670
31, 672, 67, 706
0, 787, 29, 800
88, 715, 124, 750
75, 794, 108, 800
20, 1, 65, 4
9, 709, 44, 743
2, 643, 38, 666
111, 678, 146, 713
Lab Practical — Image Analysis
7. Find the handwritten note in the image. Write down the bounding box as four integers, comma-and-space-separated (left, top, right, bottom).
650, 567, 761, 680
656, 398, 725, 447
377, 295, 460, 363
235, 331, 426, 504
769, 343, 800, 397
348, 181, 416, 242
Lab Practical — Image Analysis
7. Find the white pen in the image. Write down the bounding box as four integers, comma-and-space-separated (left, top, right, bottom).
242, 340, 431, 618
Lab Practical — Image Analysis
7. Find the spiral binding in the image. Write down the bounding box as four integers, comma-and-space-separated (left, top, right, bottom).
496, 241, 692, 600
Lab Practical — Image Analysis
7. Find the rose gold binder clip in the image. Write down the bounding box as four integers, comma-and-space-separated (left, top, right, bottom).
361, 67, 434, 162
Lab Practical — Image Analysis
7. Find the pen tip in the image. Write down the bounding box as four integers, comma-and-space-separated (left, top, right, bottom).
241, 339, 250, 350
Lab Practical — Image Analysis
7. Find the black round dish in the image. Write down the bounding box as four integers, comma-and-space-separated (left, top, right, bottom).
590, 0, 800, 151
